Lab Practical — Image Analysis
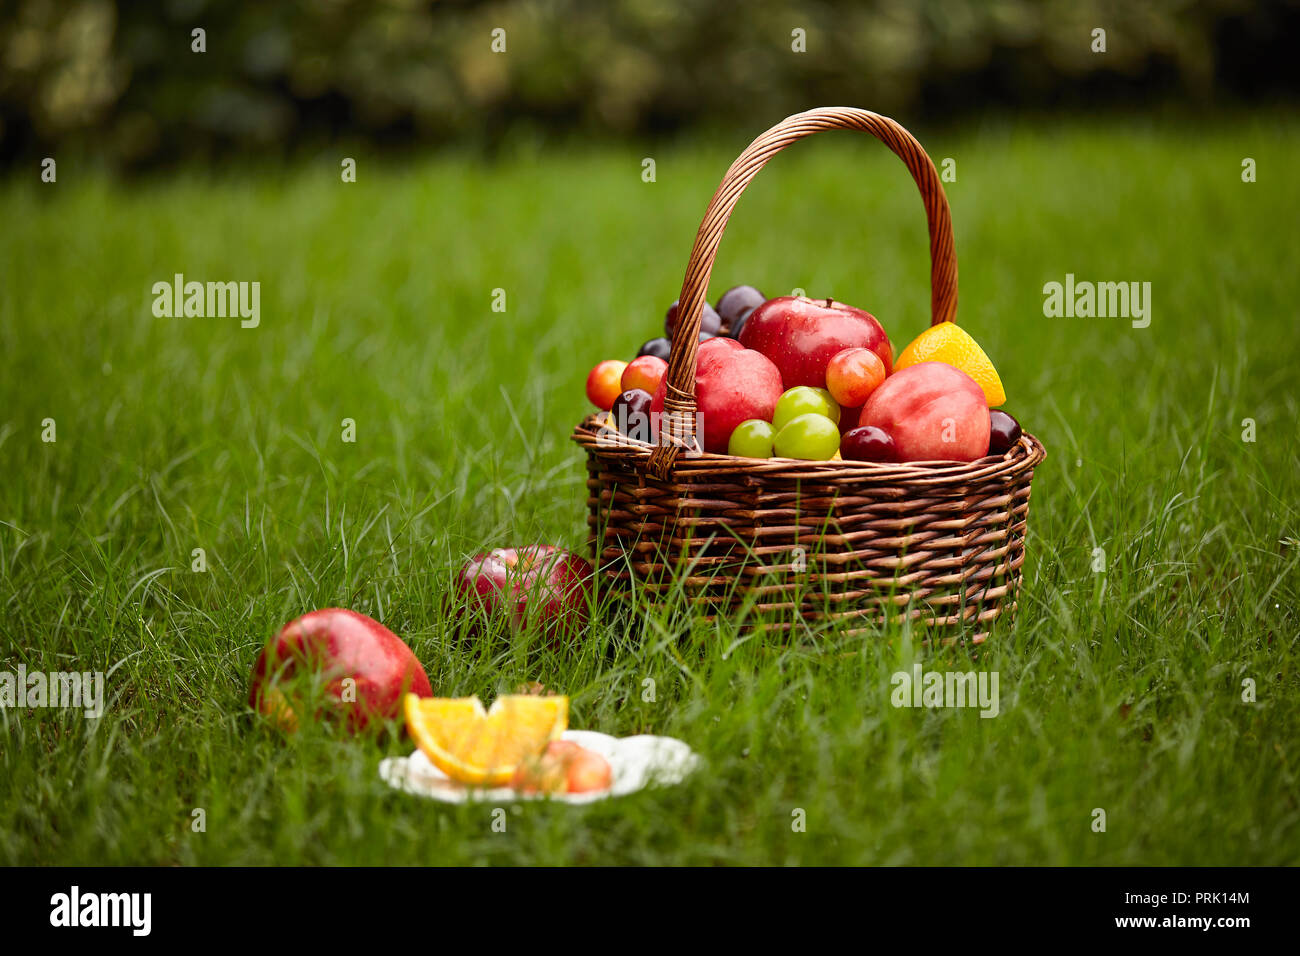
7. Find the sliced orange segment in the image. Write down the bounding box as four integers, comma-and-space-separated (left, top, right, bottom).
893, 322, 1006, 407
403, 693, 569, 786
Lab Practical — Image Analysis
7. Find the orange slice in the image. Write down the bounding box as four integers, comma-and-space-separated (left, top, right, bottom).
893, 322, 1006, 407
403, 693, 569, 786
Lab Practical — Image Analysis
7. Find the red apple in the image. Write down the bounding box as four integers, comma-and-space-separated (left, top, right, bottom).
738, 296, 892, 389
457, 545, 593, 640
650, 337, 783, 454
859, 362, 990, 462
248, 608, 433, 732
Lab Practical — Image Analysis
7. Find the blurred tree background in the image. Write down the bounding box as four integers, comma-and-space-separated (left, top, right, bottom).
1, 0, 1297, 169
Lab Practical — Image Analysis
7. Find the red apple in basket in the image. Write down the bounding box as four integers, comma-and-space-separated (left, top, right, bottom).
738, 296, 892, 389
457, 545, 594, 640
650, 337, 784, 454
249, 608, 433, 732
859, 362, 990, 462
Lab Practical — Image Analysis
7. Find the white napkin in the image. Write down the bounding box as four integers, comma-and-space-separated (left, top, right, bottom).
379, 730, 699, 804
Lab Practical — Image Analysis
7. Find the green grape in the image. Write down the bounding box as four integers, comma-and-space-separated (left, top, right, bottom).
773, 386, 840, 431
728, 419, 775, 458
774, 413, 840, 460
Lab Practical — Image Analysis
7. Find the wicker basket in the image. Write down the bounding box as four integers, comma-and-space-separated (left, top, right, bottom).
572, 107, 1046, 643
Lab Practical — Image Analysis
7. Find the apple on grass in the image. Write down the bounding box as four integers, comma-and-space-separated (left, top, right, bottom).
650, 337, 784, 454
248, 608, 433, 733
457, 545, 594, 641
739, 296, 893, 389
859, 362, 990, 462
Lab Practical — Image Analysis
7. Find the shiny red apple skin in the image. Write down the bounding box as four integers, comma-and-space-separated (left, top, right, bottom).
650, 337, 784, 454
457, 545, 594, 639
248, 608, 433, 731
738, 296, 893, 389
859, 362, 990, 462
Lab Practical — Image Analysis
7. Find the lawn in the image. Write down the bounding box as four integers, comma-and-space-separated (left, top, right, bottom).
1, 112, 1297, 865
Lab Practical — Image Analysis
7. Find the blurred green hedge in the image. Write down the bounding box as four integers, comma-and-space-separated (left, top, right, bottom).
0, 0, 1292, 166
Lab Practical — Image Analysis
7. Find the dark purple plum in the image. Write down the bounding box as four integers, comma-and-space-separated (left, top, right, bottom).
665, 299, 721, 338
637, 337, 672, 361
726, 307, 756, 341
987, 410, 1022, 455
611, 388, 655, 442
716, 285, 765, 333
672, 331, 715, 346
840, 425, 898, 463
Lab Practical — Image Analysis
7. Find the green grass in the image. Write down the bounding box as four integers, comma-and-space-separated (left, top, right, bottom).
1, 113, 1297, 865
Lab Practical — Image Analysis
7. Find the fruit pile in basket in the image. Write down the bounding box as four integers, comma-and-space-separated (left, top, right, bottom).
585, 288, 1023, 463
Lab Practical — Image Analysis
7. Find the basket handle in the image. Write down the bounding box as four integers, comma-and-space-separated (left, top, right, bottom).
648, 107, 958, 480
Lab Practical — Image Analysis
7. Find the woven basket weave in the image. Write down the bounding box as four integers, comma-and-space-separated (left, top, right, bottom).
572, 107, 1046, 643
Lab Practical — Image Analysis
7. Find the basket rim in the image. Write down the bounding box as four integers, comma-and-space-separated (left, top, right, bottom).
573, 414, 1045, 484
650, 107, 957, 481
